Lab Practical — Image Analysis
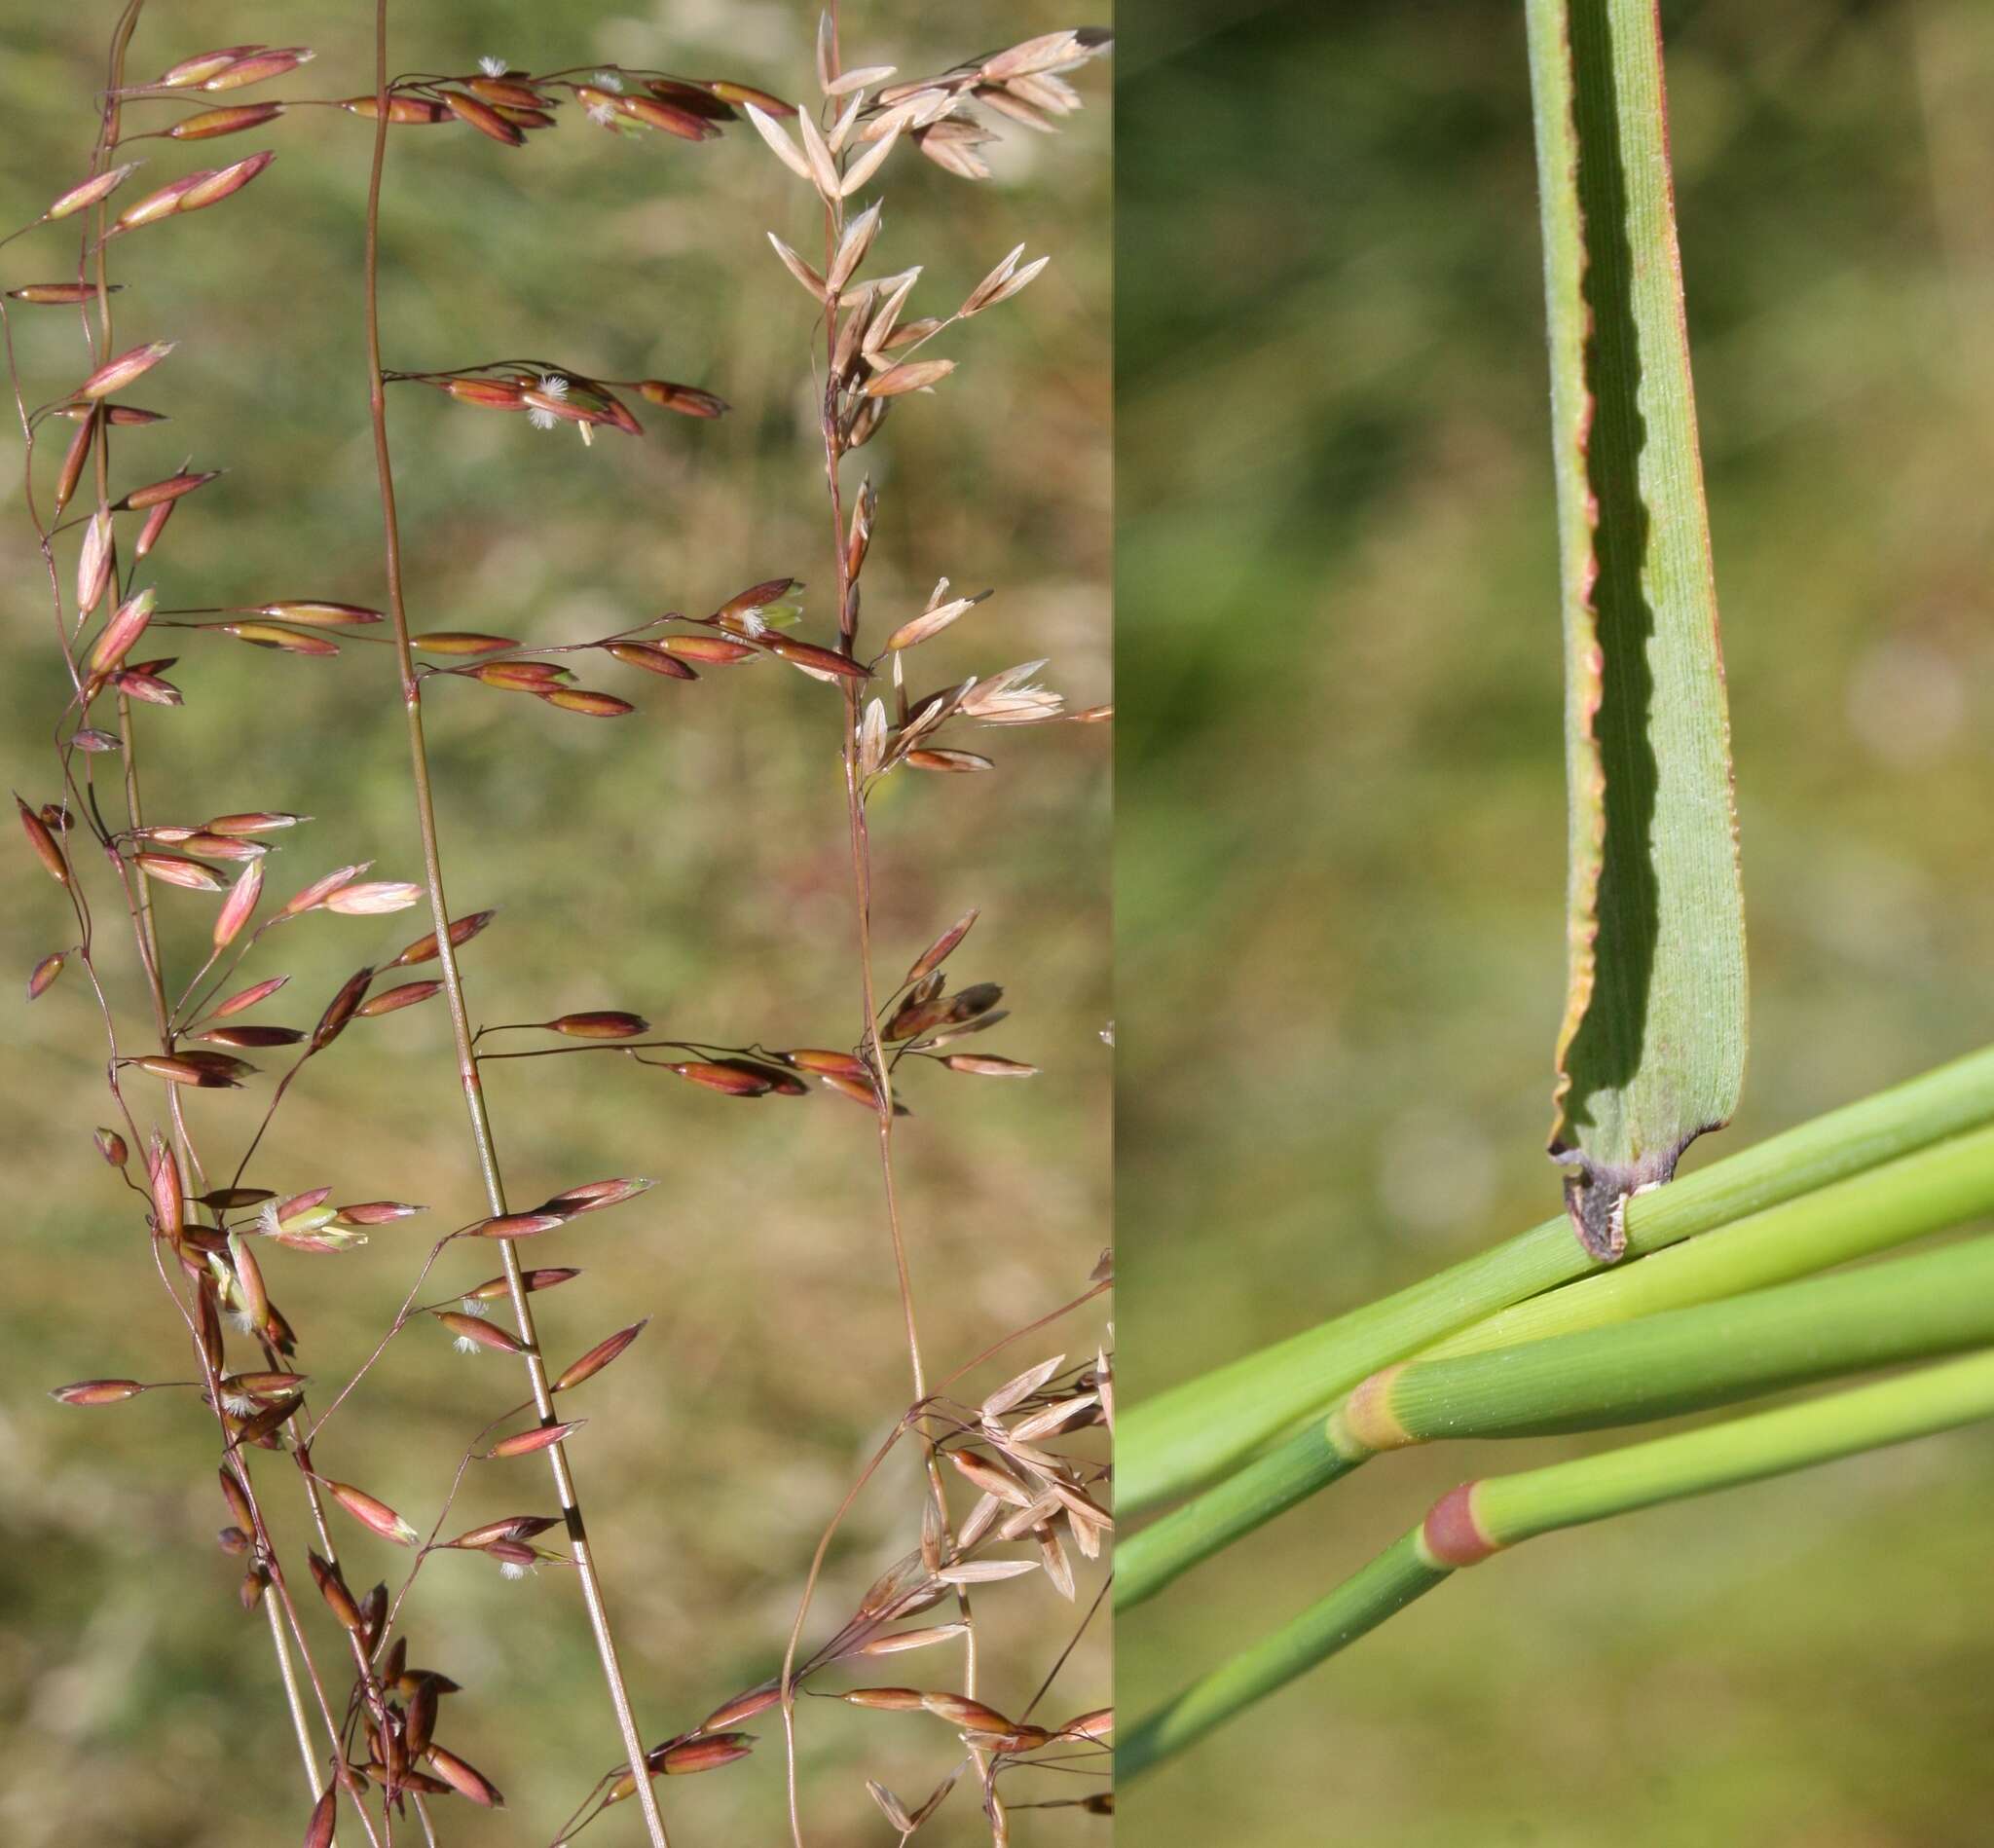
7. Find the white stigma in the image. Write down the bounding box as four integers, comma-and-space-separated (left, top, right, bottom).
480, 55, 508, 78
528, 407, 558, 431
537, 375, 569, 399
454, 1334, 483, 1355
499, 1559, 533, 1580
594, 71, 625, 92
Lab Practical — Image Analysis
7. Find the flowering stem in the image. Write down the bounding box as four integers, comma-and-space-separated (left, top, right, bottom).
358, 7, 668, 1843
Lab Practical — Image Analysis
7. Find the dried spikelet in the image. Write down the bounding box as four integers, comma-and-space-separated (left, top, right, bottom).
885, 585, 987, 650
76, 510, 114, 614
766, 233, 829, 302
936, 1558, 1038, 1585
864, 356, 956, 400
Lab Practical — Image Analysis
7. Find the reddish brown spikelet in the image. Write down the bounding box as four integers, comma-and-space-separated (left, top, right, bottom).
822, 1070, 884, 1110
621, 94, 719, 139
1062, 1706, 1113, 1741
905, 908, 979, 986
538, 687, 636, 718
390, 906, 495, 968
322, 1479, 421, 1547
356, 979, 442, 1016
443, 1514, 562, 1550
27, 951, 66, 1001
208, 974, 289, 1017
661, 635, 757, 664
44, 163, 140, 220
157, 45, 263, 86
635, 379, 728, 418
8, 282, 116, 305
222, 621, 339, 655
134, 499, 175, 558
464, 1211, 567, 1239
474, 660, 571, 691
53, 415, 93, 514
303, 1786, 337, 1848
920, 1692, 1015, 1732
135, 1052, 242, 1087
203, 48, 313, 90
714, 578, 799, 627
484, 1420, 584, 1460
841, 1686, 925, 1711
552, 1319, 648, 1392
443, 90, 526, 146
539, 1176, 654, 1213
94, 1127, 129, 1167
668, 1059, 772, 1097
148, 1135, 185, 1240
766, 636, 870, 681
254, 601, 384, 627
434, 1310, 527, 1354
17, 796, 69, 886
177, 149, 278, 211
334, 1200, 423, 1225
213, 859, 264, 950
699, 1684, 782, 1730
467, 76, 552, 109
440, 376, 526, 408
780, 1048, 870, 1080
709, 79, 794, 114
657, 1735, 754, 1775
90, 590, 156, 669
464, 1267, 579, 1299
51, 1378, 147, 1406
545, 1010, 649, 1039
311, 967, 375, 1051
607, 642, 698, 681
135, 851, 226, 891
404, 1677, 439, 1757
115, 469, 220, 511
206, 811, 304, 836
198, 1024, 304, 1049
308, 1551, 365, 1632
340, 93, 453, 125
218, 1464, 256, 1534
168, 102, 284, 139
425, 1744, 504, 1808
412, 631, 518, 655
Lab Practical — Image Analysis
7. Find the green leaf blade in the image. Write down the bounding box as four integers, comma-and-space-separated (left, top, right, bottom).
1532, 0, 1748, 1258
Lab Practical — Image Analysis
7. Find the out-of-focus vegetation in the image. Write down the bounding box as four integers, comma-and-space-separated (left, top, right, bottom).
1119, 1, 1994, 1842
0, 3, 1108, 1843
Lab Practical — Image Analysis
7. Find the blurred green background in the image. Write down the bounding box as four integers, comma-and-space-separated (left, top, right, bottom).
1119, 1, 1994, 1843
0, 3, 1107, 1843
